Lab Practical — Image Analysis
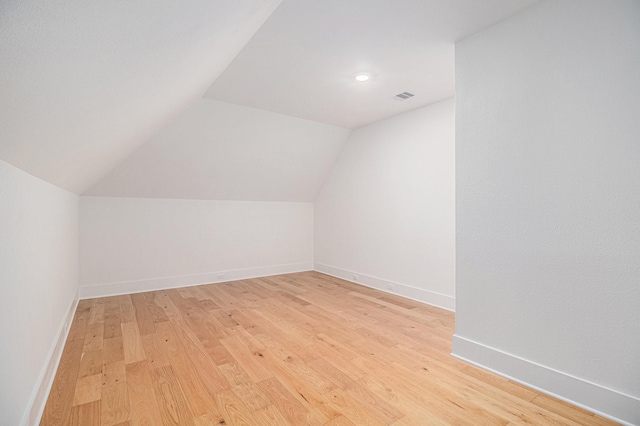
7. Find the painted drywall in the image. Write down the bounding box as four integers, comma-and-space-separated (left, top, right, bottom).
85, 99, 351, 202
0, 0, 281, 193
80, 197, 313, 296
0, 160, 79, 426
314, 99, 455, 309
454, 0, 640, 423
205, 0, 539, 129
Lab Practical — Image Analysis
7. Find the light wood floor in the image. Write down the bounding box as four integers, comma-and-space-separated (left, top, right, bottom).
41, 271, 616, 425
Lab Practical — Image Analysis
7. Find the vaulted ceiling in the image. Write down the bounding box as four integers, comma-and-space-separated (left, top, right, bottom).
0, 0, 282, 193
205, 0, 540, 129
0, 0, 539, 199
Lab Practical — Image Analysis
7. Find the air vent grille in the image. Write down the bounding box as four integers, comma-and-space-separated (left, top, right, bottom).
393, 92, 415, 101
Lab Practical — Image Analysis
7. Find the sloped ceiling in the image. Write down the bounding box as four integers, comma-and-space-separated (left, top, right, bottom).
84, 99, 351, 201
205, 0, 541, 129
1, 0, 542, 200
0, 0, 282, 194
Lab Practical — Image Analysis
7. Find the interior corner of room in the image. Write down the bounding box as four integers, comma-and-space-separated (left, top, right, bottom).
1, 0, 639, 425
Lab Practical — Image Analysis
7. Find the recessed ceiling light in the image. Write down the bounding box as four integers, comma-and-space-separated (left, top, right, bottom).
355, 73, 370, 82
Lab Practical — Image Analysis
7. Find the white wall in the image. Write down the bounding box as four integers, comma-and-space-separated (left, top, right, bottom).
80, 197, 313, 297
453, 0, 640, 423
84, 99, 351, 202
0, 159, 79, 426
314, 99, 455, 310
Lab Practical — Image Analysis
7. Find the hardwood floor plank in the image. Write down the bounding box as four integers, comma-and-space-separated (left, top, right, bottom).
70, 400, 101, 426
253, 404, 292, 426
125, 361, 163, 426
41, 272, 618, 426
76, 299, 94, 312
351, 356, 503, 425
218, 361, 254, 387
83, 322, 105, 352
119, 296, 136, 323
41, 339, 84, 425
153, 291, 183, 321
73, 374, 102, 406
213, 389, 259, 426
459, 364, 538, 402
141, 333, 171, 369
220, 335, 273, 383
101, 382, 130, 426
358, 373, 448, 425
172, 319, 230, 394
143, 291, 170, 323
131, 293, 156, 335
104, 304, 122, 339
178, 299, 230, 345
78, 350, 103, 378
326, 415, 358, 426
67, 317, 88, 342
325, 388, 387, 426
208, 308, 240, 329
155, 320, 219, 417
103, 336, 125, 364
256, 377, 312, 425
88, 304, 105, 325
193, 412, 226, 426
205, 342, 235, 365
531, 394, 605, 426
102, 360, 126, 387
149, 365, 194, 426
121, 322, 146, 364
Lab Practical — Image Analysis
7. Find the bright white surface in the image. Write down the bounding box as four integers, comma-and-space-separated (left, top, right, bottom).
315, 99, 455, 301
80, 197, 313, 289
205, 0, 539, 128
85, 99, 350, 201
79, 263, 312, 300
455, 0, 640, 416
0, 160, 79, 426
0, 0, 281, 193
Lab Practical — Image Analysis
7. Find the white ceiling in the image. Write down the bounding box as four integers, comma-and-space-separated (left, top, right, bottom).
204, 0, 541, 129
0, 0, 281, 193
0, 0, 540, 198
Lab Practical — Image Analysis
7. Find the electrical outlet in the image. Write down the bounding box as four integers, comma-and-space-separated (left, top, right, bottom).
352, 274, 359, 281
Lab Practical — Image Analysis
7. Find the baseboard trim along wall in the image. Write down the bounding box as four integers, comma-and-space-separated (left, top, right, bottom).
313, 263, 455, 311
452, 335, 640, 426
24, 294, 79, 426
78, 262, 314, 299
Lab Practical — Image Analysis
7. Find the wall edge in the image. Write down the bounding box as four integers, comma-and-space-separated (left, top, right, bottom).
78, 262, 313, 299
314, 262, 455, 311
451, 335, 640, 425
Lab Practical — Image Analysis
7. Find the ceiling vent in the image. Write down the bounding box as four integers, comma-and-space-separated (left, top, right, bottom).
393, 92, 415, 101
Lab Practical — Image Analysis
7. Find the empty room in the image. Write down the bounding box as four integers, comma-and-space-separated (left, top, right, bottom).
1, 0, 638, 425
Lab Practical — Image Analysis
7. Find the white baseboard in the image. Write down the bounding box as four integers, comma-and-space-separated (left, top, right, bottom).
23, 294, 79, 426
313, 263, 455, 311
78, 262, 314, 299
452, 335, 640, 426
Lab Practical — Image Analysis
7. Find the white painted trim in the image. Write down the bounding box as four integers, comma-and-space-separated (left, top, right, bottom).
313, 263, 455, 311
78, 262, 314, 299
23, 293, 79, 426
452, 335, 640, 426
